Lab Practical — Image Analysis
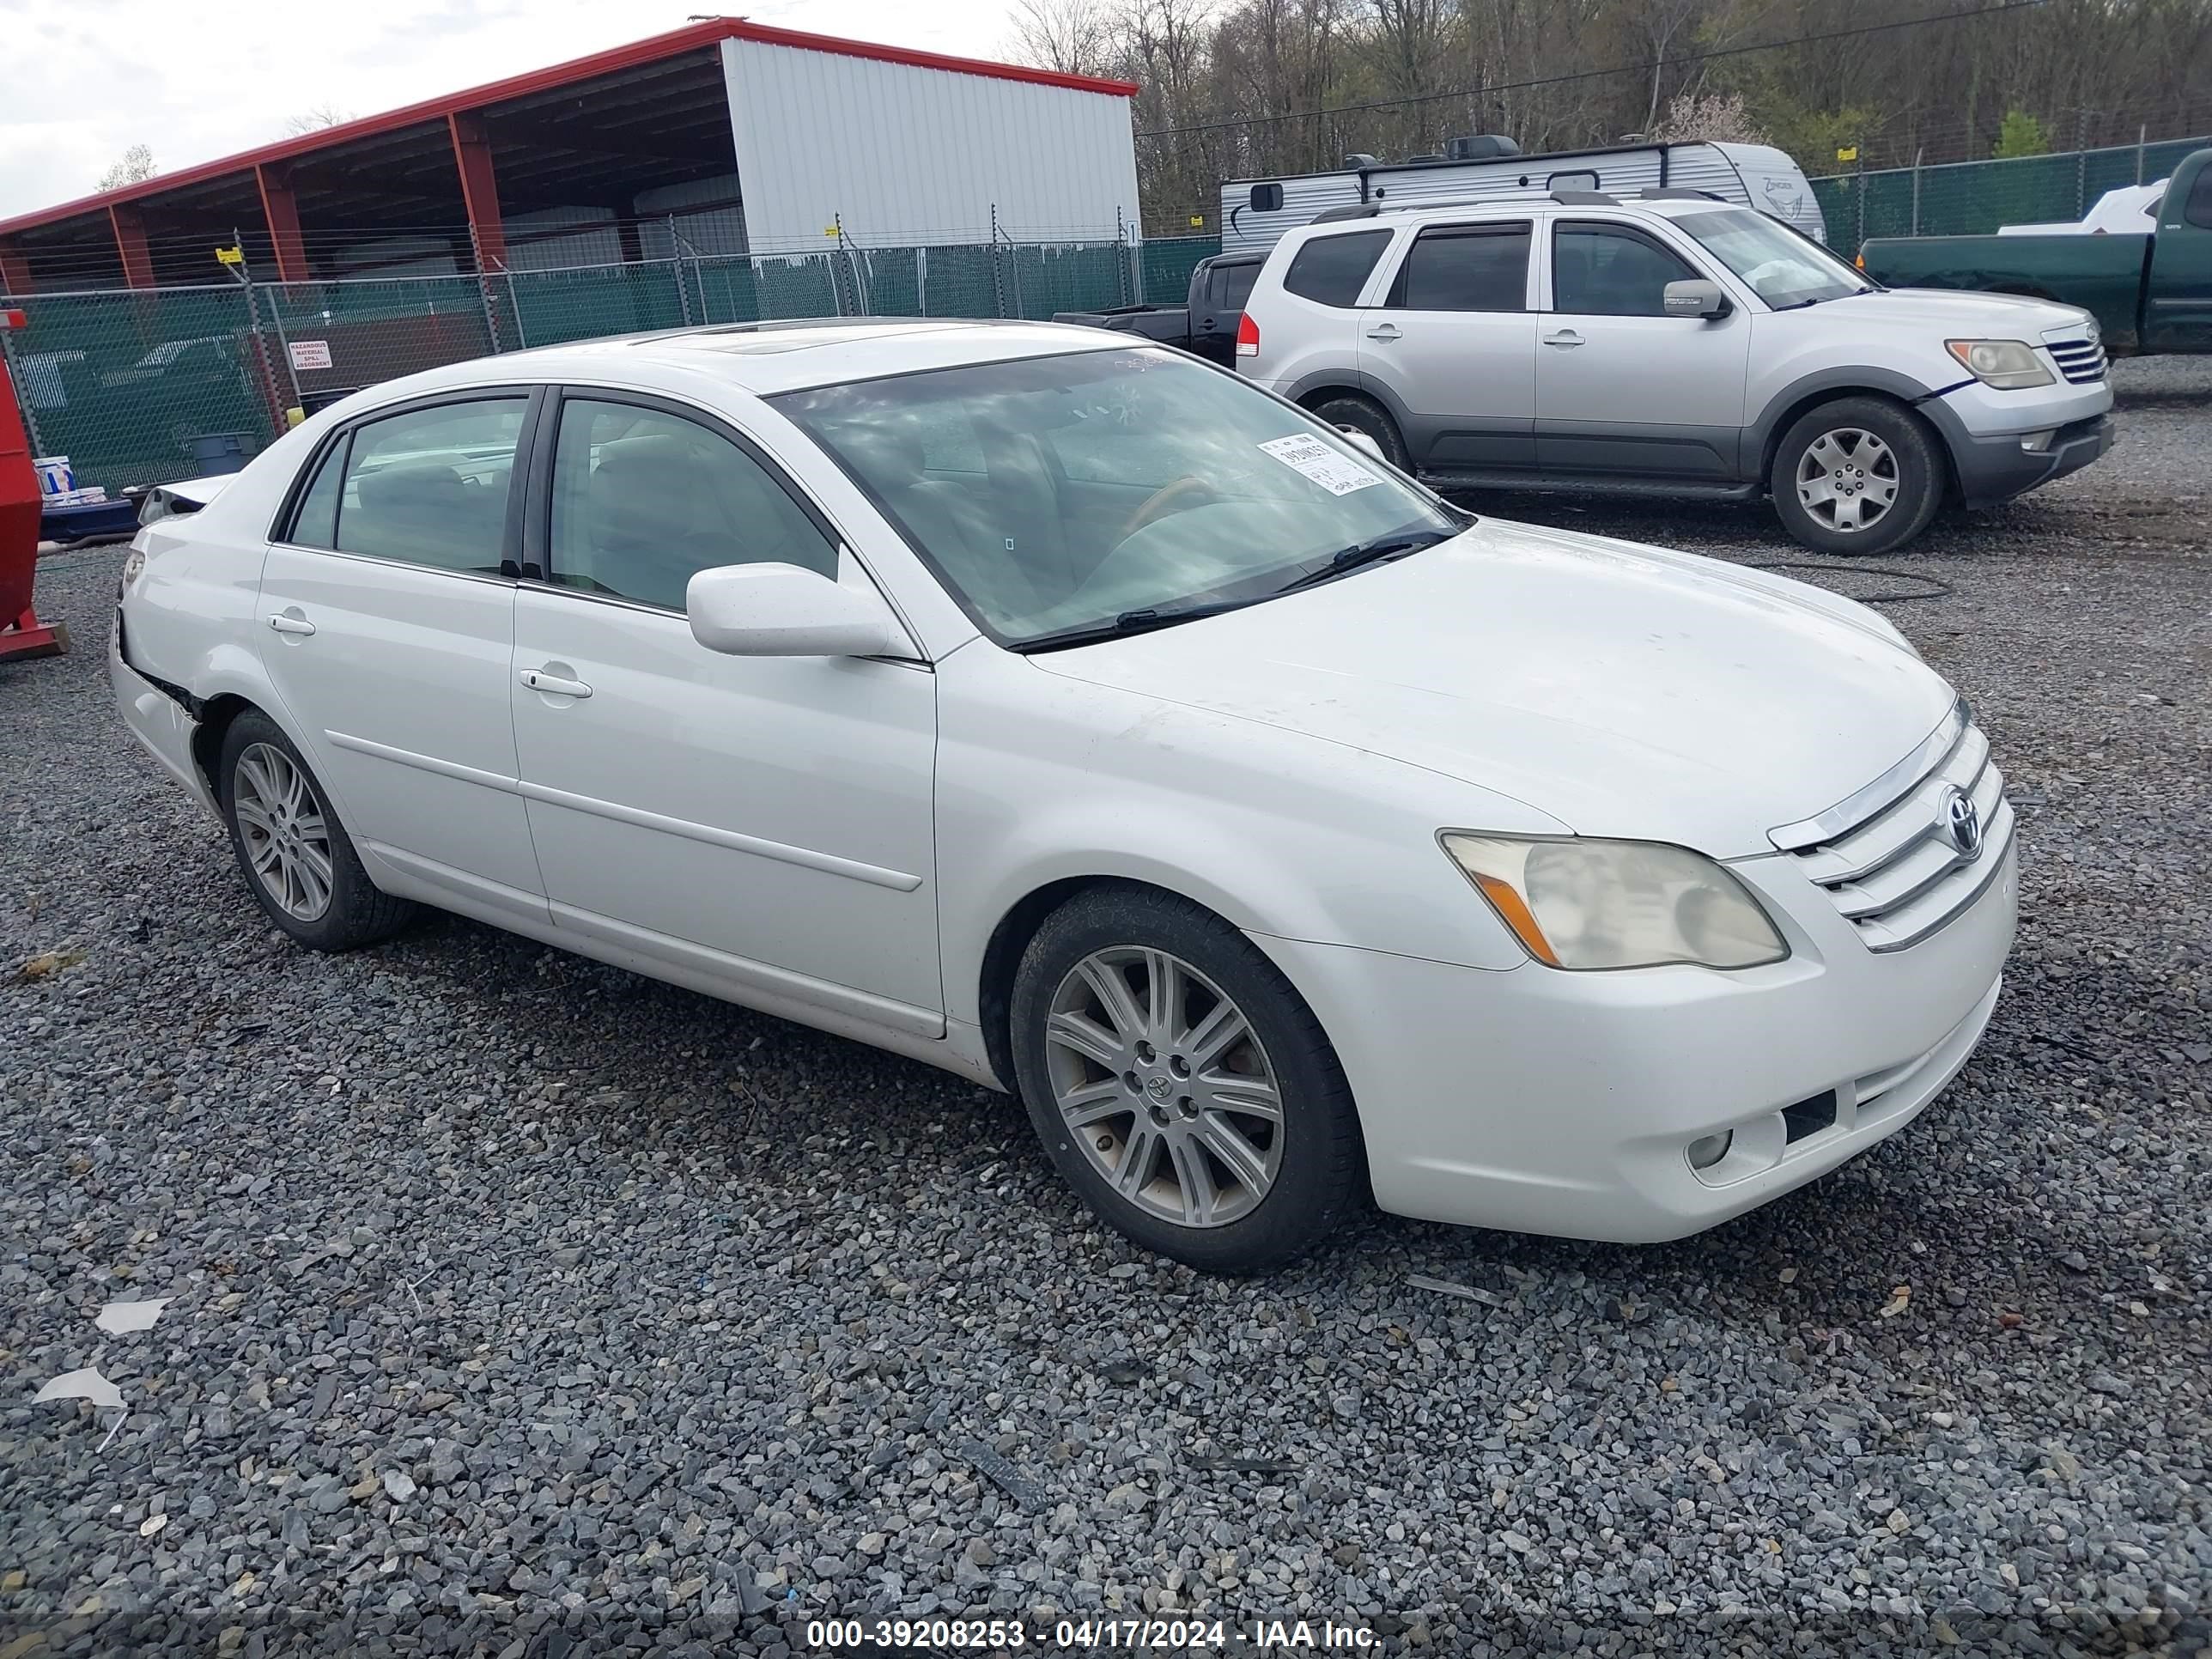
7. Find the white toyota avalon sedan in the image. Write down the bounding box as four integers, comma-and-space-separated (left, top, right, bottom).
111, 321, 2014, 1273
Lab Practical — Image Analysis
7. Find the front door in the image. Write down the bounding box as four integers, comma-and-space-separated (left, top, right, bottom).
1534, 219, 1752, 483
1357, 219, 1539, 470
254, 392, 544, 917
2145, 164, 2212, 352
507, 392, 942, 1030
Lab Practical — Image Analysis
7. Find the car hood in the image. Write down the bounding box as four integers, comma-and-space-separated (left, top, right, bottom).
1826, 287, 2093, 336
1025, 518, 1956, 858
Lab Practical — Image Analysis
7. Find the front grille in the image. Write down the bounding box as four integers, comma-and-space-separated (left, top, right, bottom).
1771, 707, 2014, 953
2044, 335, 2107, 384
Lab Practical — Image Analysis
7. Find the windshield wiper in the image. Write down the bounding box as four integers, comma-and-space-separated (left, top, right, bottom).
1276, 527, 1455, 593
1012, 597, 1260, 654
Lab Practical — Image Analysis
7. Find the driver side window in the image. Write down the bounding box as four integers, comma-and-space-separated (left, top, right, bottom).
547, 399, 836, 611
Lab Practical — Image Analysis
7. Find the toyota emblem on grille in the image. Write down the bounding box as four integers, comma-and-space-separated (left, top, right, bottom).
1938, 785, 1982, 855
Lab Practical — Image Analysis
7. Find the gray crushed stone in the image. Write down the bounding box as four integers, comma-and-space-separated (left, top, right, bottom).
3, 356, 2206, 1656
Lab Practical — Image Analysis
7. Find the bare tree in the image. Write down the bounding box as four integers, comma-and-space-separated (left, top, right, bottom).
96, 143, 158, 192
281, 103, 357, 137
1006, 0, 1115, 76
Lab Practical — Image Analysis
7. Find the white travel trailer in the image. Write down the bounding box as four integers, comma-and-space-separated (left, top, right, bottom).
1221, 137, 1826, 252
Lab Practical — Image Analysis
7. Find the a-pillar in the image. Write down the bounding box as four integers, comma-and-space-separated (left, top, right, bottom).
447, 111, 507, 274
0, 241, 30, 297
256, 164, 311, 283
108, 204, 157, 289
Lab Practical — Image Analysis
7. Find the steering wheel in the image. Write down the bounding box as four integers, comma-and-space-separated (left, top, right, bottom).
1116, 475, 1222, 544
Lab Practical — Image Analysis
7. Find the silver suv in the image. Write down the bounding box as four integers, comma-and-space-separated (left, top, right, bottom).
1237, 191, 2117, 553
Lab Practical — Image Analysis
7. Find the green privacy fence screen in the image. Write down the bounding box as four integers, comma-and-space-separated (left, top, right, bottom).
1814, 133, 2211, 251
2, 233, 1236, 492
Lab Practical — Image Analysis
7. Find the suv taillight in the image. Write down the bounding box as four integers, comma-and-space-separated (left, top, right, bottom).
1237, 313, 1260, 359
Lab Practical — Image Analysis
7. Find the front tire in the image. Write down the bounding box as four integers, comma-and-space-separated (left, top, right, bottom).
219, 710, 416, 951
1770, 396, 1943, 555
1010, 886, 1364, 1273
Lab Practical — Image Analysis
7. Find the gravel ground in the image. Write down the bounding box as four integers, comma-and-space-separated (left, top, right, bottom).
3, 356, 2209, 1658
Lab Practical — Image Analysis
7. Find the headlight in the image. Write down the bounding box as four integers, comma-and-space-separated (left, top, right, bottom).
1945, 338, 2052, 390
1440, 834, 1788, 971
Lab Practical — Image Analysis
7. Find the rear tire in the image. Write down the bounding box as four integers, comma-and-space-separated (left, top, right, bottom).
1770, 396, 1943, 556
1010, 885, 1364, 1274
219, 710, 416, 951
1308, 393, 1413, 474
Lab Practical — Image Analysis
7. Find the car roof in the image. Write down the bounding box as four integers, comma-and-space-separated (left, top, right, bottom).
375, 319, 1128, 402
1290, 195, 1750, 241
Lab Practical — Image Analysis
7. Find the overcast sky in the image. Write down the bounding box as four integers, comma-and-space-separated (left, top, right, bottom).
0, 0, 1028, 220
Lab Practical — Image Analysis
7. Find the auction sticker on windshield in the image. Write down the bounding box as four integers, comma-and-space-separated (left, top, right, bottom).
1258, 433, 1382, 495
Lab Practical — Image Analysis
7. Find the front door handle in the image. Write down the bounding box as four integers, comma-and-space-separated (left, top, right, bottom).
1365, 323, 1401, 342
1542, 329, 1584, 349
520, 667, 592, 699
266, 611, 316, 636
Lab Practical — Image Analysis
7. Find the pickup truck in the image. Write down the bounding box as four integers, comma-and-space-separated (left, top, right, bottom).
1858, 146, 2212, 356
1053, 251, 1264, 367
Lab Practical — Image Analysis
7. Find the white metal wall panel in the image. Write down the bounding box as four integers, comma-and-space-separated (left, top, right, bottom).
720, 37, 1139, 250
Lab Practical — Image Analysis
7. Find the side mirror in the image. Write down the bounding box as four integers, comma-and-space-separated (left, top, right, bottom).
687, 562, 904, 658
1336, 425, 1385, 460
1663, 278, 1732, 320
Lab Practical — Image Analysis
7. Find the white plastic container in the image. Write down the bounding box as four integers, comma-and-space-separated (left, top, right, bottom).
33, 455, 74, 495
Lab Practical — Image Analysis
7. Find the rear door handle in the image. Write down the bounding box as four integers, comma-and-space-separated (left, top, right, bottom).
266, 611, 316, 636
1542, 329, 1584, 348
1365, 324, 1401, 342
520, 668, 592, 699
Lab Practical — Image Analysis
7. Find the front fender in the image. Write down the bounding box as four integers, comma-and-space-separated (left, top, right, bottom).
933, 649, 1560, 1028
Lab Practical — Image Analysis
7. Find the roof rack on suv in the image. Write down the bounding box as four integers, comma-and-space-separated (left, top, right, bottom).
1308, 204, 1383, 223
1638, 187, 1725, 202
1549, 189, 1620, 206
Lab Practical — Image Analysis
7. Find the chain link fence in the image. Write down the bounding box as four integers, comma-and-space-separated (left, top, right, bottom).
3, 229, 1221, 490
1814, 132, 2212, 251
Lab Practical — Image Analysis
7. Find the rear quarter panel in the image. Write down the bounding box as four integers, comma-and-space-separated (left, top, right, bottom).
1857, 233, 2151, 350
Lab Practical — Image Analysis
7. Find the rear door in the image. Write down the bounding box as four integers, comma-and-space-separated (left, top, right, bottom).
1356, 219, 1539, 470
255, 391, 544, 921
1534, 217, 1751, 483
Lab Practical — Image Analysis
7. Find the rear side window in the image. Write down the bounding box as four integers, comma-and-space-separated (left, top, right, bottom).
333, 399, 526, 574
1552, 222, 1698, 317
286, 435, 348, 548
1388, 223, 1531, 311
1282, 230, 1391, 307
1213, 261, 1260, 312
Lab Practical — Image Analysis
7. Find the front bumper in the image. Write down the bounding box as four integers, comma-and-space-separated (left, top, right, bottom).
1946, 412, 2116, 507
1926, 375, 2117, 507
1251, 841, 2017, 1243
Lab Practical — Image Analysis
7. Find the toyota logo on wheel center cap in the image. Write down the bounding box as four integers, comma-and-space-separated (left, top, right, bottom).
1146, 1076, 1173, 1103
1938, 785, 1982, 855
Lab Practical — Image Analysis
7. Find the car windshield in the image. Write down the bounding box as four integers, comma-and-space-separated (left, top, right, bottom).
1673, 208, 1870, 307
773, 347, 1460, 647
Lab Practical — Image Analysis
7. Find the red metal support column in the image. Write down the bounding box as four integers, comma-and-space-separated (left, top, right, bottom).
0, 242, 30, 297
256, 164, 311, 283
447, 111, 507, 273
108, 204, 156, 289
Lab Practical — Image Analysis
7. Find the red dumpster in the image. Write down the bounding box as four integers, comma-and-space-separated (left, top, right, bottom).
0, 307, 68, 662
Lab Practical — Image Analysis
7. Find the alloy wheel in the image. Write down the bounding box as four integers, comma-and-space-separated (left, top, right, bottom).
1043, 945, 1285, 1228
1795, 427, 1900, 534
233, 743, 334, 922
